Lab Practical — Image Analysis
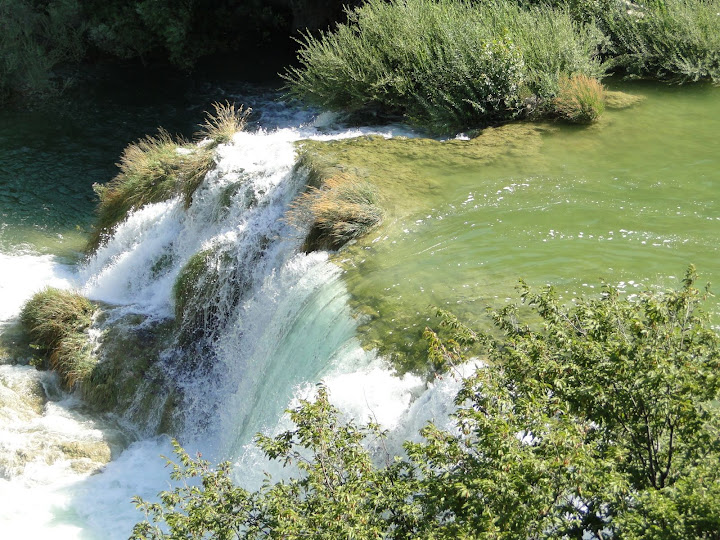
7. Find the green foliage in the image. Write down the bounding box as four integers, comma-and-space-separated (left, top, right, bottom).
133, 268, 720, 538
598, 0, 720, 83
20, 287, 97, 388
132, 389, 417, 539
0, 0, 85, 102
285, 0, 606, 133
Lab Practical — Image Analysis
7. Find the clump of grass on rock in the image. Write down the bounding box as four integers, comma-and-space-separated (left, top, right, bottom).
20, 288, 98, 389
288, 173, 383, 250
196, 101, 251, 147
89, 102, 250, 251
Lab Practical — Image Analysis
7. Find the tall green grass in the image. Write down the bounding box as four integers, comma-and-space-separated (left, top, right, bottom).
89, 102, 249, 251
285, 0, 606, 132
599, 0, 720, 83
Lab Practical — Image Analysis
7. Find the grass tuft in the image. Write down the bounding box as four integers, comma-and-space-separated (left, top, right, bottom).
553, 73, 606, 123
288, 173, 383, 250
196, 101, 252, 147
20, 288, 97, 389
88, 102, 250, 252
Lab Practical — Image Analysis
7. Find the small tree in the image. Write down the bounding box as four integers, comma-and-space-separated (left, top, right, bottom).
132, 267, 720, 538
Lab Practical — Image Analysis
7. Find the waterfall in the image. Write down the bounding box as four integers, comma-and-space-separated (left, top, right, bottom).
0, 110, 453, 538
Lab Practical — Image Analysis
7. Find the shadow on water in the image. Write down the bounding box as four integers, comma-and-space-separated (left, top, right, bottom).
0, 54, 294, 256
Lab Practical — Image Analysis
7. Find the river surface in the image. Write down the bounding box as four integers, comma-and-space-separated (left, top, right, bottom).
0, 78, 718, 537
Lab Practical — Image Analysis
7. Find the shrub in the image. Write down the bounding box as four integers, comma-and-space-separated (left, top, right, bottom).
553, 72, 606, 122
20, 287, 97, 388
285, 0, 606, 132
599, 0, 720, 83
287, 173, 383, 250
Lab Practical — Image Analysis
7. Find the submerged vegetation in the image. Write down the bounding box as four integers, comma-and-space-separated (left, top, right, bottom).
89, 101, 248, 251
133, 268, 720, 539
20, 287, 97, 389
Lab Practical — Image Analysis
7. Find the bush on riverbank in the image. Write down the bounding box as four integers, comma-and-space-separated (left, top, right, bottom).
132, 267, 720, 538
598, 0, 720, 83
20, 287, 97, 388
285, 0, 606, 132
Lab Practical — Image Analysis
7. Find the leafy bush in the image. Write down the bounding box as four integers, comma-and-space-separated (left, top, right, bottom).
553, 72, 606, 122
287, 172, 383, 250
20, 287, 97, 388
589, 0, 720, 82
285, 0, 606, 132
132, 267, 720, 538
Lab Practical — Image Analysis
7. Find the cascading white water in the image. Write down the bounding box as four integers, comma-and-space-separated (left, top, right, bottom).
0, 109, 461, 539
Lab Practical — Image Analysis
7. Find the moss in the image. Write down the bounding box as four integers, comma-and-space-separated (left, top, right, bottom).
20, 288, 98, 389
296, 123, 555, 224
173, 249, 214, 322
604, 90, 645, 110
552, 73, 606, 124
83, 315, 175, 415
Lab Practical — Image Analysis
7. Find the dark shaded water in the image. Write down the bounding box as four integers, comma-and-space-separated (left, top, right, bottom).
0, 62, 290, 255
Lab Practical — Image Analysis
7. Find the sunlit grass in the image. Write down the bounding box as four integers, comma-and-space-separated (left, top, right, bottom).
553, 73, 606, 123
288, 173, 383, 250
20, 287, 97, 388
88, 102, 250, 251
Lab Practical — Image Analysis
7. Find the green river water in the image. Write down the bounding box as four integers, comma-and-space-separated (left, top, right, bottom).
315, 82, 720, 369
1, 79, 718, 372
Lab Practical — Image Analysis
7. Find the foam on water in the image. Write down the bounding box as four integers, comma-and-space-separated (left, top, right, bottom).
0, 252, 75, 323
0, 111, 458, 539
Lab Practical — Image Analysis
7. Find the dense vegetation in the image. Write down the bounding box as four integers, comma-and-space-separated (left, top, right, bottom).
0, 0, 352, 104
20, 287, 98, 388
285, 0, 607, 131
132, 267, 720, 538
285, 0, 720, 131
89, 102, 249, 251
